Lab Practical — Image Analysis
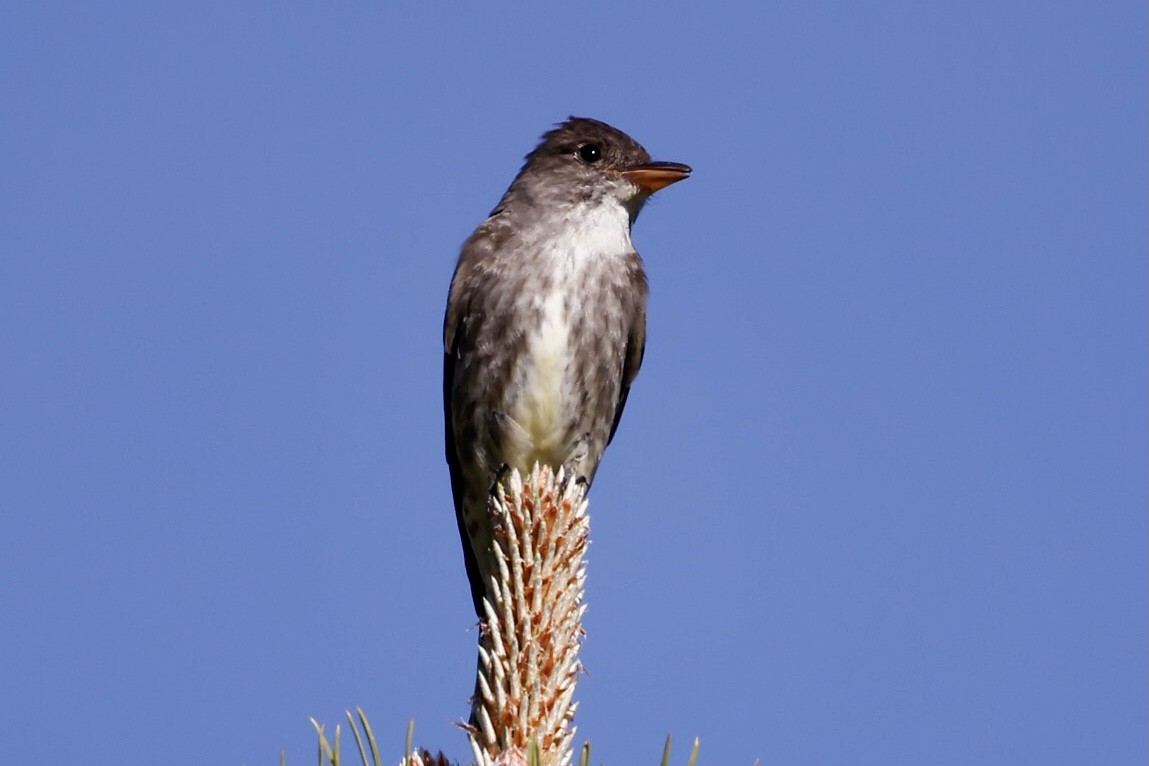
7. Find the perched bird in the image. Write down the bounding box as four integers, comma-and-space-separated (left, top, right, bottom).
443, 116, 691, 617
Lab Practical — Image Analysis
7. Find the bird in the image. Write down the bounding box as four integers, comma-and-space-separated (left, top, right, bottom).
443, 116, 691, 617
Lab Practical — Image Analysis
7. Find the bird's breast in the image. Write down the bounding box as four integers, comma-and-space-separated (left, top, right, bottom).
495, 202, 636, 472
511, 288, 573, 467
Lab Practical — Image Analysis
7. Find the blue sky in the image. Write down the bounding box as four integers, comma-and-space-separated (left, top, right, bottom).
1, 2, 1145, 765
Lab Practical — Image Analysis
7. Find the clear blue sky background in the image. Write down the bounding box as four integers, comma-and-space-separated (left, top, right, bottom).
2, 3, 1145, 765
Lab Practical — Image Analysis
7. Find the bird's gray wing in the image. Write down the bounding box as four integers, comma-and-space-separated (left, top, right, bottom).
443, 231, 500, 619
443, 339, 486, 618
607, 290, 646, 446
444, 300, 488, 618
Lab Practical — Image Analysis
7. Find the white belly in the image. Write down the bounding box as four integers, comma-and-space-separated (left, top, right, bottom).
509, 289, 571, 467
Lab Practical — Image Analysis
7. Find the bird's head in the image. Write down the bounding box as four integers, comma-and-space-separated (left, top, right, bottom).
509, 116, 691, 221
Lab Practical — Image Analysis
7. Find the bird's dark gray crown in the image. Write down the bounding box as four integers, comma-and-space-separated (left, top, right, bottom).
489, 117, 655, 215
525, 116, 653, 171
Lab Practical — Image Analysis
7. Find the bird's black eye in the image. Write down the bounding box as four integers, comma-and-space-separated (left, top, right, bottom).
578, 143, 602, 163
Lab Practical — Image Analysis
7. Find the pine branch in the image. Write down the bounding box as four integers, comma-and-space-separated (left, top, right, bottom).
469, 465, 589, 766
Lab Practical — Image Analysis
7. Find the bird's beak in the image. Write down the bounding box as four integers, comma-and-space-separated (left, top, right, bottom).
620, 162, 692, 194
